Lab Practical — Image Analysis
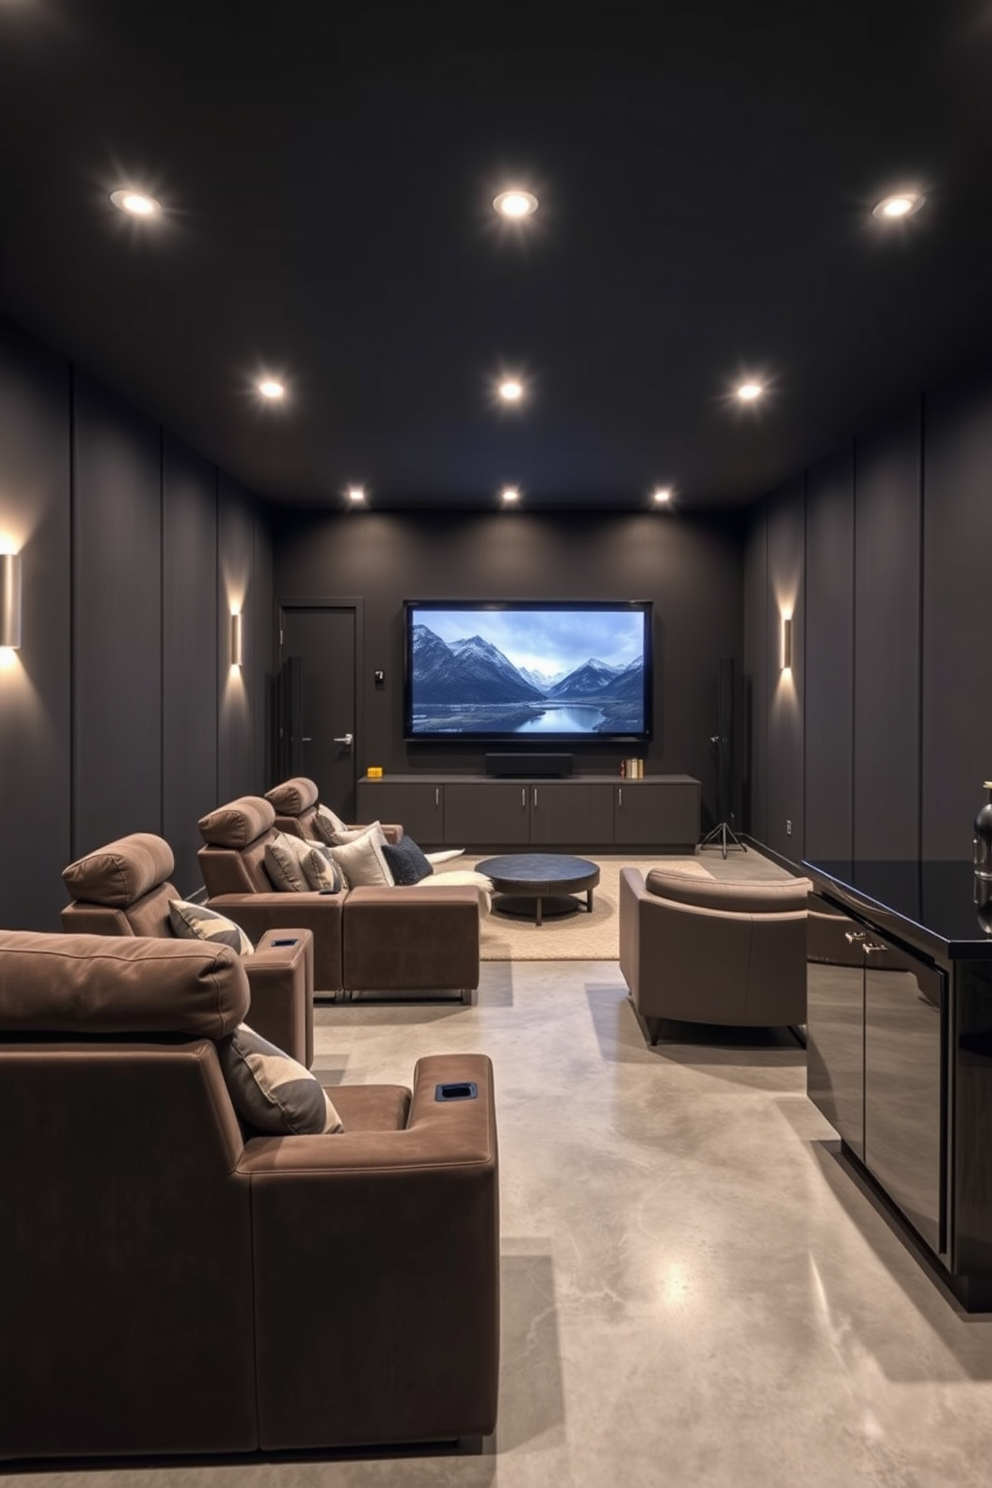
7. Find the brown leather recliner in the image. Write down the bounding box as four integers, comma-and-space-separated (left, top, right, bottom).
265, 775, 404, 845
61, 832, 315, 1066
197, 796, 480, 1003
0, 931, 500, 1461
619, 865, 811, 1044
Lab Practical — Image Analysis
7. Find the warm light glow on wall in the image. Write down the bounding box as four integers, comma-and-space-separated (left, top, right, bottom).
230, 611, 243, 668
780, 614, 793, 671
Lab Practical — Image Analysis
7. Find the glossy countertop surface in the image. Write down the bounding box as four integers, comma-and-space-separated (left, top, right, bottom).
803, 858, 992, 962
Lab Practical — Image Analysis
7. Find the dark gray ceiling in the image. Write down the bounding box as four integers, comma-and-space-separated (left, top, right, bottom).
0, 0, 989, 511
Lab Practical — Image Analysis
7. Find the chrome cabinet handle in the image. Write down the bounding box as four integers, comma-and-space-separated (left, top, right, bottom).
521, 788, 526, 808
533, 787, 538, 807
618, 787, 623, 807
435, 787, 440, 807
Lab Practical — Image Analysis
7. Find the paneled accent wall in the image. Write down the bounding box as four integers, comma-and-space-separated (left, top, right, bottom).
0, 312, 272, 929
744, 360, 991, 866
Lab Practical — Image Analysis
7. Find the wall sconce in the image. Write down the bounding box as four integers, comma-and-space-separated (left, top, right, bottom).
780, 614, 793, 671
230, 611, 243, 668
0, 553, 22, 649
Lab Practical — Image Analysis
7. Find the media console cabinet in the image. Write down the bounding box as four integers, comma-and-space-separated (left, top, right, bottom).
356, 774, 700, 853
804, 857, 992, 1311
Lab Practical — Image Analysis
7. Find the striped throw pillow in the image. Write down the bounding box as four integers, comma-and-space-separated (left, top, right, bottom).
218, 1022, 344, 1134
169, 899, 254, 956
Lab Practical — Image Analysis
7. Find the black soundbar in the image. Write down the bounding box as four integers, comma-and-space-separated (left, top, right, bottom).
485, 752, 573, 778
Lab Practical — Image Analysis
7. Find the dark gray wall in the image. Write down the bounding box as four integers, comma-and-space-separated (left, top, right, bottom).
272, 509, 745, 825
745, 358, 991, 867
0, 312, 272, 928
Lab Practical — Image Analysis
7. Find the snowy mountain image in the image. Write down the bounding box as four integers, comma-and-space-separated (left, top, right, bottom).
409, 611, 647, 736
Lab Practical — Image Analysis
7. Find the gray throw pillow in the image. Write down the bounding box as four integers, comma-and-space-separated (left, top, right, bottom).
217, 1022, 344, 1134
382, 836, 433, 885
311, 803, 350, 845
263, 831, 314, 892
169, 899, 254, 956
301, 843, 343, 892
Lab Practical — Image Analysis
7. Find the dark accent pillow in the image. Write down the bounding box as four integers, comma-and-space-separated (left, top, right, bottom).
382, 836, 433, 886
217, 1022, 344, 1134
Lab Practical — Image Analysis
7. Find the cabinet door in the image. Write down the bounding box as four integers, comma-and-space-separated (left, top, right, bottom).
864, 937, 945, 1255
529, 783, 613, 846
613, 781, 699, 848
806, 906, 866, 1159
443, 782, 529, 847
357, 781, 443, 844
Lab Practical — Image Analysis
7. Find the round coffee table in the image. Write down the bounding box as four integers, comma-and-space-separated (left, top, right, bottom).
476, 853, 600, 926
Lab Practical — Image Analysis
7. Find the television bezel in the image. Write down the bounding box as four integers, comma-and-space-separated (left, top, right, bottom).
403, 599, 653, 744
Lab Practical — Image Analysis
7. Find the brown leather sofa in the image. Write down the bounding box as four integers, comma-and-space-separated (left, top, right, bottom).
619, 865, 811, 1044
0, 931, 500, 1460
61, 831, 314, 1066
197, 795, 480, 1002
265, 775, 403, 844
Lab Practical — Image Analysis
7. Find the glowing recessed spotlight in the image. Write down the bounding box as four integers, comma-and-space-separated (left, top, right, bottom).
493, 189, 538, 220
652, 487, 672, 504
110, 189, 161, 218
257, 378, 285, 400
736, 381, 764, 402
499, 379, 524, 402
873, 192, 925, 221
347, 486, 365, 503
501, 486, 520, 503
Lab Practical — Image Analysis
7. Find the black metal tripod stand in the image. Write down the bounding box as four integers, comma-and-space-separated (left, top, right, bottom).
699, 733, 747, 859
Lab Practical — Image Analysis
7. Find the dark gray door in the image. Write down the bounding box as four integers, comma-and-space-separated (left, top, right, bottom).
279, 605, 358, 820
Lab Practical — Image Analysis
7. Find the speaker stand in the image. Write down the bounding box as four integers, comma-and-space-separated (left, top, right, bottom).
699, 820, 747, 860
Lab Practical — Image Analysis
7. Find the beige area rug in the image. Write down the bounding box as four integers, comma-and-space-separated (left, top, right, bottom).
437, 855, 713, 962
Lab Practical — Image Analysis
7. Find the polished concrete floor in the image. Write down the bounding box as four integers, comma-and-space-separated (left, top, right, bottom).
8, 955, 992, 1486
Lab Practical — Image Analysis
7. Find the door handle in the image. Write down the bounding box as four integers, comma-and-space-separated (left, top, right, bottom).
301, 736, 312, 742
333, 733, 354, 747
844, 930, 866, 944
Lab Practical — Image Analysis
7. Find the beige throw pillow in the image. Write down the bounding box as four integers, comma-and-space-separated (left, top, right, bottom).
264, 831, 316, 892
329, 823, 394, 888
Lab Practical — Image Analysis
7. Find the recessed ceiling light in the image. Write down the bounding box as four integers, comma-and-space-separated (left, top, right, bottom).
257, 378, 285, 400
493, 190, 538, 220
872, 192, 925, 221
652, 488, 672, 504
501, 487, 520, 503
110, 189, 161, 218
499, 379, 524, 402
736, 381, 764, 402
348, 486, 365, 503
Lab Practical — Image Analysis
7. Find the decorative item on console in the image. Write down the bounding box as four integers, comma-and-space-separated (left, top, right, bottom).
973, 780, 992, 879
621, 758, 644, 779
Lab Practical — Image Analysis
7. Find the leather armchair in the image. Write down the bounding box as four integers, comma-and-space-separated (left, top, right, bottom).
61, 831, 314, 1066
619, 865, 811, 1044
0, 932, 499, 1460
265, 775, 403, 844
198, 796, 480, 1002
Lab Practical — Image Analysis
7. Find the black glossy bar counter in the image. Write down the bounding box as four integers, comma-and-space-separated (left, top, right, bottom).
803, 857, 992, 1311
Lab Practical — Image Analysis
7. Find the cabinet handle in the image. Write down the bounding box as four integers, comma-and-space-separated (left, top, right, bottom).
844, 930, 866, 944
533, 787, 538, 808
434, 788, 439, 807
521, 788, 526, 808
618, 787, 623, 807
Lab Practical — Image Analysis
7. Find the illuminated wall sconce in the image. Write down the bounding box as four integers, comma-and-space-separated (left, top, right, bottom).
0, 552, 22, 649
230, 611, 243, 668
780, 615, 793, 671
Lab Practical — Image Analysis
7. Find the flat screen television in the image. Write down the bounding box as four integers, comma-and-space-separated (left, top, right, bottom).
404, 600, 652, 743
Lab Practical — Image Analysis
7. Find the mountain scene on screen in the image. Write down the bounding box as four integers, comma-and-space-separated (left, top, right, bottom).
410, 623, 645, 735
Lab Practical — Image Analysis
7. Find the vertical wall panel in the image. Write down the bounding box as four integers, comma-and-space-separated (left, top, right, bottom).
253, 505, 274, 790
854, 403, 921, 860
742, 502, 768, 840
0, 316, 71, 929
804, 447, 854, 861
921, 367, 992, 859
765, 480, 805, 859
72, 372, 162, 855
162, 435, 218, 893
217, 474, 256, 803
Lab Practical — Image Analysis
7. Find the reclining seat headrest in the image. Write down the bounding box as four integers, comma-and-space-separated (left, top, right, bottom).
62, 833, 175, 907
0, 932, 249, 1037
198, 796, 276, 848
264, 778, 319, 815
